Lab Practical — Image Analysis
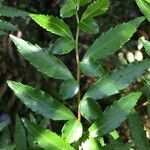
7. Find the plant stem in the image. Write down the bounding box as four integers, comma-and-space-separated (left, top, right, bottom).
75, 11, 81, 121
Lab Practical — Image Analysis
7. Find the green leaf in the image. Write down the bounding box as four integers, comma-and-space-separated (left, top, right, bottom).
59, 79, 79, 100
0, 20, 18, 31
80, 58, 105, 77
60, 0, 92, 18
79, 98, 103, 121
89, 92, 142, 137
82, 138, 102, 150
83, 60, 150, 100
141, 39, 150, 55
51, 37, 76, 55
128, 110, 150, 150
135, 0, 150, 21
10, 35, 73, 80
14, 115, 27, 150
0, 6, 27, 17
102, 140, 131, 150
23, 119, 75, 150
62, 119, 83, 143
30, 14, 73, 38
0, 145, 15, 150
81, 0, 109, 21
79, 0, 92, 6
82, 17, 145, 62
7, 81, 75, 120
79, 18, 99, 34
60, 2, 76, 18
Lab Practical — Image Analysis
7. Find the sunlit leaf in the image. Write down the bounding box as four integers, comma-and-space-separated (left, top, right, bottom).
135, 0, 150, 21
83, 61, 150, 100
10, 35, 73, 80
82, 17, 145, 62
81, 0, 109, 21
79, 98, 103, 121
59, 79, 79, 100
7, 81, 75, 120
51, 37, 76, 55
23, 119, 75, 150
62, 119, 83, 143
89, 92, 141, 137
30, 14, 73, 38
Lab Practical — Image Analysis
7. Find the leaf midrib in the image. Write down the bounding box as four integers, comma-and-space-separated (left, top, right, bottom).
14, 84, 74, 120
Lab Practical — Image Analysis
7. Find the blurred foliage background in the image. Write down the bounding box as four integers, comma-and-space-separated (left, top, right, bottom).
0, 0, 150, 144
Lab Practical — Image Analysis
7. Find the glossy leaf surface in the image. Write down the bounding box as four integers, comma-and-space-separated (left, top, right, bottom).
81, 0, 109, 21
59, 79, 79, 100
84, 61, 150, 100
62, 119, 83, 143
79, 98, 103, 121
23, 120, 75, 150
7, 81, 75, 120
30, 14, 73, 38
51, 37, 76, 54
89, 92, 141, 137
82, 17, 145, 62
10, 35, 73, 80
135, 0, 150, 21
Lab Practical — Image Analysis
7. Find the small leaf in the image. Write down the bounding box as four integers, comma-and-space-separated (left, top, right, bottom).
128, 110, 150, 150
59, 79, 79, 100
62, 119, 83, 143
60, 0, 92, 18
82, 138, 102, 150
89, 92, 142, 137
83, 60, 150, 100
0, 20, 18, 31
7, 81, 75, 120
0, 6, 27, 17
30, 14, 73, 38
79, 18, 99, 34
135, 0, 150, 22
79, 98, 103, 121
81, 0, 109, 21
82, 17, 145, 62
51, 37, 76, 55
60, 2, 76, 18
23, 119, 75, 150
141, 39, 150, 55
80, 58, 105, 77
10, 35, 73, 80
14, 115, 27, 150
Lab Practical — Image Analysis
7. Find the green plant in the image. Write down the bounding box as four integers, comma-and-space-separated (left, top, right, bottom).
0, 5, 27, 36
2, 0, 150, 149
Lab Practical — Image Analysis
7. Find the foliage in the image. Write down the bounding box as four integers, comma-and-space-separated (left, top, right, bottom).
0, 0, 150, 149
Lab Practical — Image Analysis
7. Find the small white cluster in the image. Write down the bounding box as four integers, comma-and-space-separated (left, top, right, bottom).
118, 37, 145, 64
